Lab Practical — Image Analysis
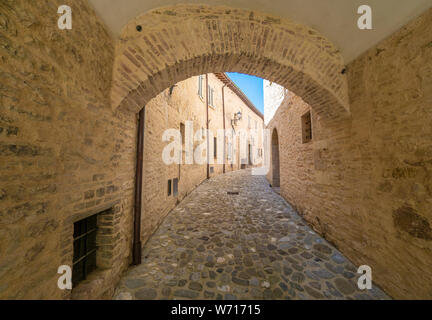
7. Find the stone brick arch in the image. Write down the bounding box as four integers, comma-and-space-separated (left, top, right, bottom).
112, 4, 350, 119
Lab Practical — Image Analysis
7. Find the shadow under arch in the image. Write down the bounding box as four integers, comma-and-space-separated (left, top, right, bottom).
111, 4, 350, 119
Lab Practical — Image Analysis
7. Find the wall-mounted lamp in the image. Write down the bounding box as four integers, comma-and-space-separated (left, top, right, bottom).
231, 111, 242, 126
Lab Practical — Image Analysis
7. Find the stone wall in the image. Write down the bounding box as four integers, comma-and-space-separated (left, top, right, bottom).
0, 0, 136, 299
267, 8, 432, 299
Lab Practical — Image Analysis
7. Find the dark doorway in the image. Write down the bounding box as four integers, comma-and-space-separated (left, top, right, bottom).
272, 129, 280, 187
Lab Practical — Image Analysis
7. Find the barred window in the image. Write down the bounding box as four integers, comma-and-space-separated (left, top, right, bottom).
73, 214, 98, 286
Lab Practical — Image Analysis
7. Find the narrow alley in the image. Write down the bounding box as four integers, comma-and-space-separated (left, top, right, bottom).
114, 170, 389, 300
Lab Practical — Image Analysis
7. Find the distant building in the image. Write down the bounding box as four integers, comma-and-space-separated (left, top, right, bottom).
263, 80, 290, 125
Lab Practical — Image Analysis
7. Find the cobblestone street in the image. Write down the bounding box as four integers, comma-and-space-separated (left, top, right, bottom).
114, 170, 389, 300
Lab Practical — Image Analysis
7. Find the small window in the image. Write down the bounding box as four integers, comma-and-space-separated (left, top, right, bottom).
180, 123, 185, 146
73, 214, 98, 286
169, 85, 176, 96
210, 167, 214, 174
173, 178, 178, 197
301, 111, 312, 143
198, 75, 204, 99
168, 179, 172, 196
248, 116, 251, 129
214, 137, 217, 158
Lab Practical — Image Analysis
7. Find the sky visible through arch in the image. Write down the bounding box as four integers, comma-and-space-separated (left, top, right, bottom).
226, 73, 264, 115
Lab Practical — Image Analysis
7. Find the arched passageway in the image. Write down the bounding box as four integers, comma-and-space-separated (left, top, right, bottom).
3, 0, 430, 301
271, 129, 280, 188
111, 4, 350, 119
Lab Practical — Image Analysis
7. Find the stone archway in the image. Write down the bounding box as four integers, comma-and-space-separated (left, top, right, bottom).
111, 4, 350, 119
271, 128, 280, 188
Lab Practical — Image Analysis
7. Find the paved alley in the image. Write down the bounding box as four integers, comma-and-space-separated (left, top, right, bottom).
114, 170, 389, 300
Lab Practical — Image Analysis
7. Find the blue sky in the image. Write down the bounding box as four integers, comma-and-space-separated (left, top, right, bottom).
227, 73, 264, 114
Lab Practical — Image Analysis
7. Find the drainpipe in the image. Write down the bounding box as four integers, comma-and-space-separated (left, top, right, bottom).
222, 84, 227, 174
132, 107, 145, 265
206, 74, 210, 179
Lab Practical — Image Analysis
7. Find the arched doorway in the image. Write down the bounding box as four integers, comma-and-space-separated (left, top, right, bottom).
271, 129, 280, 188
